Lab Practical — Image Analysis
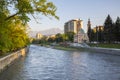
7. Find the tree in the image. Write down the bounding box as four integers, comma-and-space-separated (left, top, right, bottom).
115, 17, 120, 42
91, 28, 96, 42
55, 33, 63, 43
87, 25, 92, 42
65, 32, 75, 42
62, 34, 68, 41
0, 21, 30, 53
95, 26, 99, 42
1, 0, 59, 23
39, 36, 48, 44
104, 15, 113, 43
87, 19, 92, 42
48, 37, 55, 43
0, 0, 58, 54
98, 26, 104, 43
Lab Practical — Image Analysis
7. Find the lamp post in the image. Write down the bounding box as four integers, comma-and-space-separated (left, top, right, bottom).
96, 26, 98, 47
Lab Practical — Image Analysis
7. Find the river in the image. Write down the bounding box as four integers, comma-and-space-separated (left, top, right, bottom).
0, 45, 120, 80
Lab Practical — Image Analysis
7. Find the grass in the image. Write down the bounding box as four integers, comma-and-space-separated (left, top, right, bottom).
35, 43, 79, 51
54, 46, 78, 51
88, 43, 120, 49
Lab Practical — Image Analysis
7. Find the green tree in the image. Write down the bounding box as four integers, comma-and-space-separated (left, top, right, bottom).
115, 17, 120, 42
87, 25, 92, 42
0, 0, 58, 54
65, 32, 75, 42
3, 0, 59, 22
91, 29, 96, 42
62, 34, 68, 41
0, 21, 29, 53
55, 33, 63, 43
48, 37, 55, 43
104, 15, 113, 43
87, 19, 92, 42
39, 36, 47, 44
98, 26, 104, 43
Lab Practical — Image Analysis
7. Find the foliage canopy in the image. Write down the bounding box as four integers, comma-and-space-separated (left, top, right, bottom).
0, 0, 58, 54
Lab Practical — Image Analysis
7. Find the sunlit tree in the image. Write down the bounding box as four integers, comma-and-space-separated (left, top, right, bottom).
0, 0, 58, 54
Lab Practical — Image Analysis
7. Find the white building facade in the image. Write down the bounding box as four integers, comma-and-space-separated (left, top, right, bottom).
74, 28, 89, 43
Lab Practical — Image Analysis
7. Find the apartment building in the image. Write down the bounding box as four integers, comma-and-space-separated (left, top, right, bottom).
64, 19, 83, 34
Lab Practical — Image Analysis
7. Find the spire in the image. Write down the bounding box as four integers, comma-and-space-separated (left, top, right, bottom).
88, 18, 90, 21
87, 18, 91, 28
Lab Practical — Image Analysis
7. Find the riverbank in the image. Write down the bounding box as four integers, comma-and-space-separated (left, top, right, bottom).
54, 45, 120, 56
0, 47, 29, 74
36, 43, 120, 56
1, 45, 120, 80
35, 43, 84, 51
54, 46, 79, 51
89, 47, 120, 56
88, 43, 120, 49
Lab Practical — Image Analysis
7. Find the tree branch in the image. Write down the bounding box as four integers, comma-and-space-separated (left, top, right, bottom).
5, 12, 19, 21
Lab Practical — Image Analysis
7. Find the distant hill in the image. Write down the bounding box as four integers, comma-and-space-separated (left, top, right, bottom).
29, 28, 63, 38
39, 28, 63, 35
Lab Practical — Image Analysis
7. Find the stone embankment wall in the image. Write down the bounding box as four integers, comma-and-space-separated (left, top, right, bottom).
70, 44, 120, 56
89, 47, 120, 56
0, 47, 29, 73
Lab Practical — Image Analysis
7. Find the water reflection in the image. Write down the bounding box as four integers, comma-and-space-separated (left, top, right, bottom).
0, 45, 120, 80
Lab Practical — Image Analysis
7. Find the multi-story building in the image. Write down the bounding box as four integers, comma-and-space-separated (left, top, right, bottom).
36, 33, 43, 39
92, 25, 104, 33
64, 19, 83, 34
73, 19, 89, 43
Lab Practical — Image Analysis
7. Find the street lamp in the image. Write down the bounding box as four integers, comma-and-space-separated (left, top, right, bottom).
96, 26, 99, 47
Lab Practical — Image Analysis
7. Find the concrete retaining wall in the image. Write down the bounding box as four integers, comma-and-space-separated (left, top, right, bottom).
89, 47, 120, 56
0, 47, 29, 73
70, 45, 120, 56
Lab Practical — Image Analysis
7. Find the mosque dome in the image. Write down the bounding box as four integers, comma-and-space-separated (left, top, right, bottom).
79, 28, 85, 34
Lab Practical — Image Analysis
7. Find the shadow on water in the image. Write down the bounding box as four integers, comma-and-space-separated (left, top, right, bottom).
0, 45, 120, 80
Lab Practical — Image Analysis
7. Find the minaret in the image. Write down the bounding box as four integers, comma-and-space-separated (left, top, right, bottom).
87, 19, 92, 42
87, 18, 91, 28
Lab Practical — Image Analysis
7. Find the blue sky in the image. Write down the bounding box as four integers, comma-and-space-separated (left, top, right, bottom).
28, 0, 120, 32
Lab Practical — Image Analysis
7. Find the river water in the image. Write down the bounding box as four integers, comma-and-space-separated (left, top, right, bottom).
0, 45, 120, 80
